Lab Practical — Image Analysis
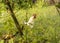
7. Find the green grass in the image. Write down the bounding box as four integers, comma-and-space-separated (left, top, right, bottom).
14, 5, 60, 43
0, 1, 60, 43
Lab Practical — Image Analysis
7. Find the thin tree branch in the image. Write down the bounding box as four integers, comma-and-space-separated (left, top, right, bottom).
5, 0, 23, 36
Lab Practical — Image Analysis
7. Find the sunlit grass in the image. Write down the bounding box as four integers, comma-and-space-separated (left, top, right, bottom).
0, 0, 60, 43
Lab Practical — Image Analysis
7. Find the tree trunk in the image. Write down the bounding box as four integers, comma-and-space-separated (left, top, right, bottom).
5, 0, 23, 36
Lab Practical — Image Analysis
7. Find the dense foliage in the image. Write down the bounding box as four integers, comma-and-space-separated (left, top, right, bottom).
0, 0, 60, 43
0, 0, 37, 10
